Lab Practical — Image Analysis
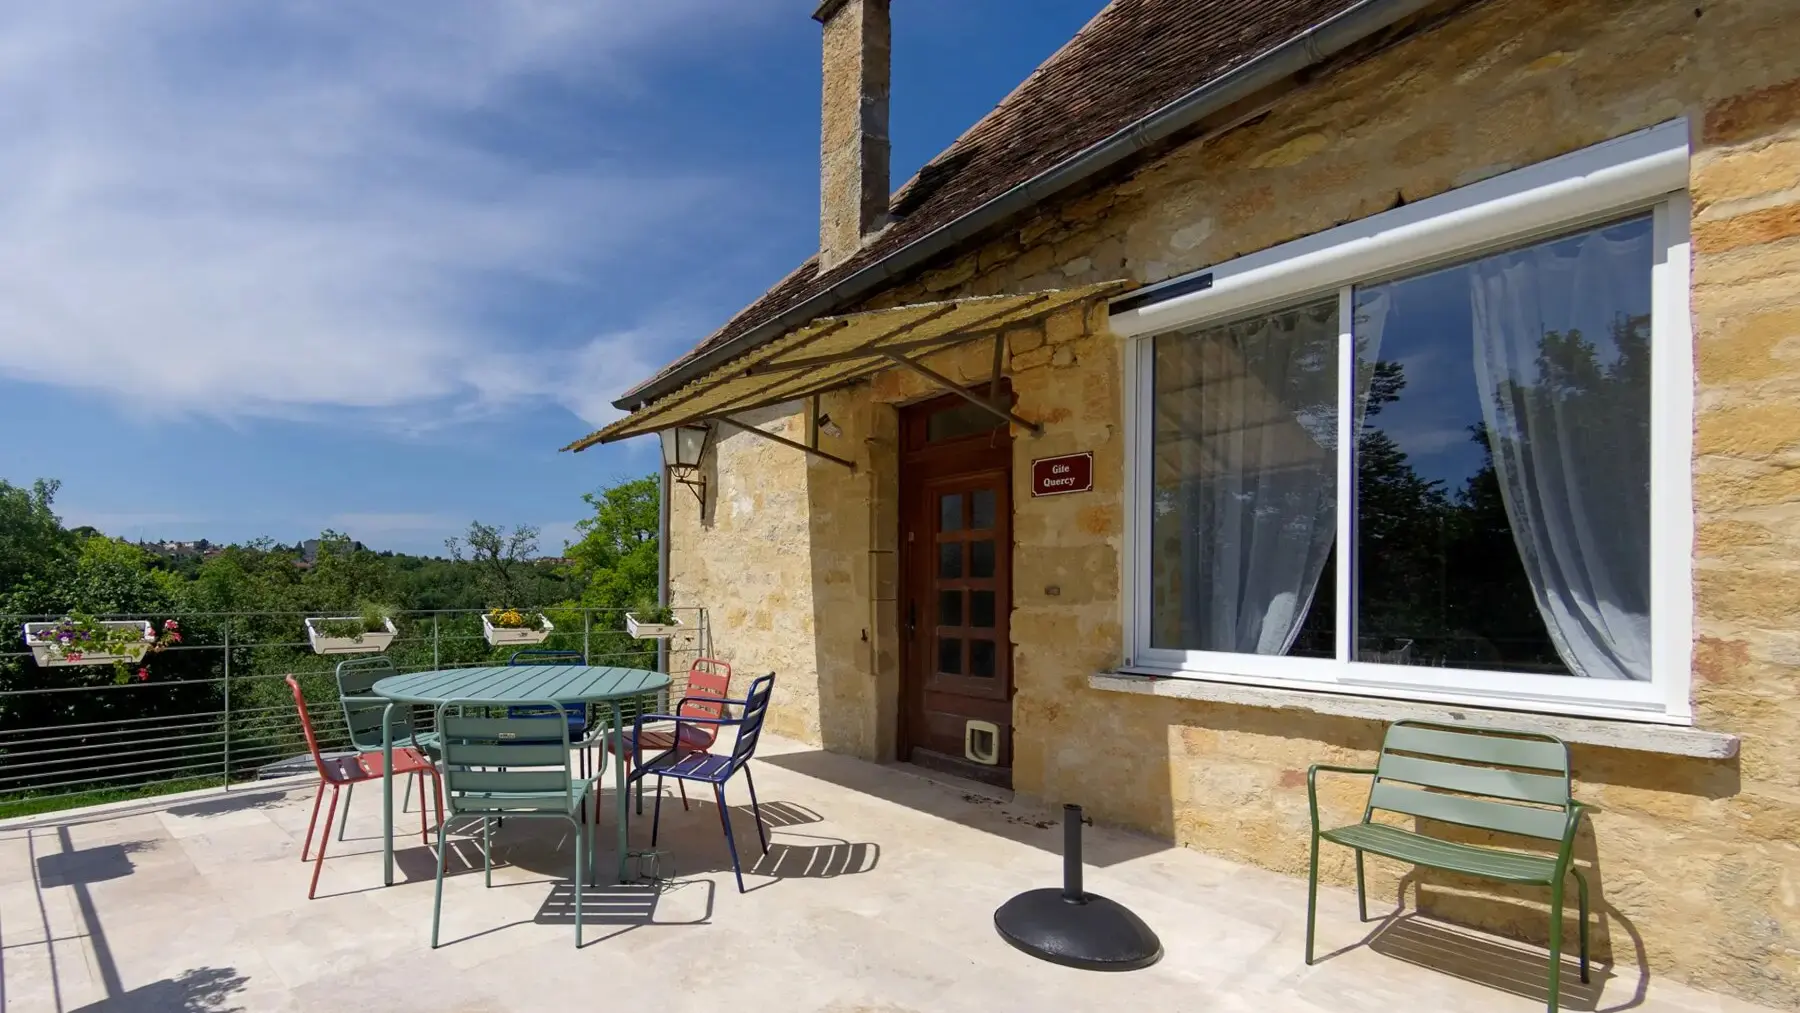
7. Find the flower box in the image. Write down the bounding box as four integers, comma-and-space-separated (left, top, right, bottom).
625, 612, 683, 640
22, 620, 155, 667
304, 616, 397, 655
482, 612, 553, 646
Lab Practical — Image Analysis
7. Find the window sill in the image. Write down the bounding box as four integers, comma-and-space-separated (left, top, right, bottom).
1089, 671, 1739, 759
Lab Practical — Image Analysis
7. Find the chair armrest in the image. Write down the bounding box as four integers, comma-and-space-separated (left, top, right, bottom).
1307, 764, 1377, 834
630, 712, 740, 766
1554, 800, 1589, 872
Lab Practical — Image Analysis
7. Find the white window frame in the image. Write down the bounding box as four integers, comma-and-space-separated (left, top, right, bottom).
1113, 120, 1694, 724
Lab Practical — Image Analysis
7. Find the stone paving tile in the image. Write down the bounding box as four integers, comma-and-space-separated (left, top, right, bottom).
0, 734, 1783, 1013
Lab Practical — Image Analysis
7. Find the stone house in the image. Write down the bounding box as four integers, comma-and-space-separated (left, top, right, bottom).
567, 0, 1800, 1004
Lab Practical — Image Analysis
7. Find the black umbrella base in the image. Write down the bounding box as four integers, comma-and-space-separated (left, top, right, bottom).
993, 887, 1164, 971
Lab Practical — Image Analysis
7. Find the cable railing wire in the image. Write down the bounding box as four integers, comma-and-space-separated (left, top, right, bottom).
0, 606, 708, 817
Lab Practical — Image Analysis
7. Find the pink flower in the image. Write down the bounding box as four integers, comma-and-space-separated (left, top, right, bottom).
135, 668, 150, 682
168, 633, 182, 643
164, 620, 180, 630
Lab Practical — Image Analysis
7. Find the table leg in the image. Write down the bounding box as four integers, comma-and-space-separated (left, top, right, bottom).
382, 703, 396, 886
612, 701, 628, 883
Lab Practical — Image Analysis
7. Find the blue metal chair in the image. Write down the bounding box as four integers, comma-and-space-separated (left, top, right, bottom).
627, 672, 775, 893
431, 700, 597, 948
505, 649, 594, 778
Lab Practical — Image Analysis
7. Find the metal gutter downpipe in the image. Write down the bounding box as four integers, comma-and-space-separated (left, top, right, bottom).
614, 0, 1440, 411
657, 465, 670, 675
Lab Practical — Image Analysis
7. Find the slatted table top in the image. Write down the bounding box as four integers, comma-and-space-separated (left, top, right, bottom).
371, 664, 670, 705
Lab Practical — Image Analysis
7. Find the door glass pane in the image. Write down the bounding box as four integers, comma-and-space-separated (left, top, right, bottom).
970, 639, 997, 678
938, 637, 963, 675
970, 540, 995, 578
970, 590, 996, 628
1148, 296, 1339, 657
938, 542, 962, 579
927, 401, 1004, 442
938, 590, 963, 628
972, 489, 997, 530
1352, 215, 1652, 679
939, 493, 964, 532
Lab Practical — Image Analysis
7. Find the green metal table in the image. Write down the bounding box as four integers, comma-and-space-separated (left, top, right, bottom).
371, 664, 671, 886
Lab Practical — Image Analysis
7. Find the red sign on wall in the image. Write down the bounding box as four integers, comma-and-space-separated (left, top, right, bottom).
1031, 452, 1093, 497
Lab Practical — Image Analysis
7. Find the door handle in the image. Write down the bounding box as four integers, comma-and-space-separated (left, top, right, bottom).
907, 600, 917, 637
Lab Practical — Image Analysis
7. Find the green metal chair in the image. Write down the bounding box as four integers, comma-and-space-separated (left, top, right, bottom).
431, 699, 599, 949
333, 656, 441, 839
1305, 720, 1589, 1012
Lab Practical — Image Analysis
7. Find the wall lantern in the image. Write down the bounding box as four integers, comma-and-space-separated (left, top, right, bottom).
659, 423, 713, 505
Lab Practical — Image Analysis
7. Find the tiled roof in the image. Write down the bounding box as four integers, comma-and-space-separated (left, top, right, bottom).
622, 0, 1364, 403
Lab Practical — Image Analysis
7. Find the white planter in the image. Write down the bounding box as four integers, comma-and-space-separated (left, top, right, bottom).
482, 613, 553, 646
625, 612, 683, 640
305, 617, 397, 655
22, 620, 154, 667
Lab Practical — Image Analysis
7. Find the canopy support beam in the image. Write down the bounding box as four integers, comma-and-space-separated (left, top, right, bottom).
880, 350, 1043, 435
715, 416, 857, 471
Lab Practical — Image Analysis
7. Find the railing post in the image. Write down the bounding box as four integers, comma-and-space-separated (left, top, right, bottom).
432, 613, 440, 670
582, 610, 591, 664
221, 619, 231, 791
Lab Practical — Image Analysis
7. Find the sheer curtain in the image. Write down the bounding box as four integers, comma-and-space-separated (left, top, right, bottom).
1468, 220, 1653, 680
1154, 299, 1339, 654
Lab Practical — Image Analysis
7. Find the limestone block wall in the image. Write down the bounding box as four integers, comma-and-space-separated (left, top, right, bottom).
664, 0, 1800, 1002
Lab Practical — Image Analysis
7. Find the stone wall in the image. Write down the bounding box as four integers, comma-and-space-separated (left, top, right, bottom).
664, 0, 1800, 1002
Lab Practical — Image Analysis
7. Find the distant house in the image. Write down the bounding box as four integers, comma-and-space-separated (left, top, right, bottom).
567, 0, 1799, 1003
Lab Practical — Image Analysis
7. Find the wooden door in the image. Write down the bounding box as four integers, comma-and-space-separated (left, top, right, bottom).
898, 392, 1013, 788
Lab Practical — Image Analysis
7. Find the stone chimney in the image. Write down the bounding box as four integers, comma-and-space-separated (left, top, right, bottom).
814, 0, 890, 272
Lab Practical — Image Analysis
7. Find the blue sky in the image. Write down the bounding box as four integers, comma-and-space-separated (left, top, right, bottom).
0, 0, 1106, 555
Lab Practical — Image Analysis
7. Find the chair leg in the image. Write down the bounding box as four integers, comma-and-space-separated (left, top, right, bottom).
402, 773, 413, 815
1304, 832, 1320, 965
337, 780, 354, 841
1547, 877, 1566, 1013
714, 782, 745, 893
417, 773, 430, 846
1354, 850, 1367, 922
483, 816, 493, 888
651, 775, 666, 847
302, 779, 325, 862
1572, 869, 1590, 984
677, 777, 689, 812
743, 765, 769, 855
309, 784, 340, 900
573, 814, 585, 948
430, 818, 448, 949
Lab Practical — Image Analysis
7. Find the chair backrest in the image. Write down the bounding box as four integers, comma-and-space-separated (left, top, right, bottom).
335, 656, 413, 751
285, 675, 335, 778
1367, 721, 1574, 841
436, 701, 577, 814
508, 649, 585, 666
725, 673, 776, 769
682, 659, 734, 721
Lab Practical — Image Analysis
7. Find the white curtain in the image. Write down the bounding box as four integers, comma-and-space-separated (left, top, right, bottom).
1468, 223, 1653, 681
1158, 300, 1339, 654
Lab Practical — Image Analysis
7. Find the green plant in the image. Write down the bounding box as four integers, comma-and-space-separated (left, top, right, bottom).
631, 604, 676, 626
311, 603, 394, 640
486, 608, 541, 629
25, 614, 181, 682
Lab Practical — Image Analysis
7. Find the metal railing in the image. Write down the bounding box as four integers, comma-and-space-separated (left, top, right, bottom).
0, 606, 711, 819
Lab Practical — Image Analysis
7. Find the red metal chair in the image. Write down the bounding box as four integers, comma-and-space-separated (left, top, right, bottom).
609, 658, 732, 811
286, 674, 444, 899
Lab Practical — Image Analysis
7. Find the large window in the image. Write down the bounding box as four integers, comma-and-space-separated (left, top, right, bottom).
1121, 123, 1692, 721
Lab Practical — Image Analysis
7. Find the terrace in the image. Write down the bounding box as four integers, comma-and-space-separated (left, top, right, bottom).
0, 611, 1779, 1012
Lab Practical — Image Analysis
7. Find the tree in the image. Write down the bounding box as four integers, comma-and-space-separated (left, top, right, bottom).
446, 521, 541, 607
0, 479, 73, 596
566, 476, 659, 613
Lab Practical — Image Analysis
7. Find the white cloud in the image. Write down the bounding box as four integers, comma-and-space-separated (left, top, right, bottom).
0, 0, 771, 427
